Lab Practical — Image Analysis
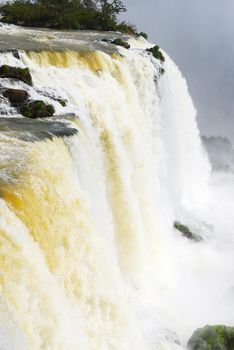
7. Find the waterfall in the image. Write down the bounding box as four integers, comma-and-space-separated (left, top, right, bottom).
0, 26, 233, 350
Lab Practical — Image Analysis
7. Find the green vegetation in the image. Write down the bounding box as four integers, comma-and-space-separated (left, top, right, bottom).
0, 65, 59, 118
111, 38, 130, 49
147, 45, 165, 63
20, 100, 55, 119
174, 221, 203, 242
57, 99, 67, 107
0, 65, 32, 85
101, 37, 130, 48
139, 32, 148, 40
0, 0, 137, 33
188, 325, 234, 350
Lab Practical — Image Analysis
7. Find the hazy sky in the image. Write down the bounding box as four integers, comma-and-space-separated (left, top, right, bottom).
123, 0, 234, 140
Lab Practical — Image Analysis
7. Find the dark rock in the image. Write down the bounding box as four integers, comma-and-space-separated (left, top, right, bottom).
0, 65, 32, 86
20, 100, 55, 119
101, 38, 110, 43
147, 46, 165, 63
159, 67, 165, 76
57, 98, 67, 107
3, 88, 29, 107
174, 221, 203, 242
35, 89, 67, 107
188, 325, 234, 350
11, 50, 20, 60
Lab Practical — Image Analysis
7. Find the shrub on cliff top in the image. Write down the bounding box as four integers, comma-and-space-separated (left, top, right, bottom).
0, 0, 137, 34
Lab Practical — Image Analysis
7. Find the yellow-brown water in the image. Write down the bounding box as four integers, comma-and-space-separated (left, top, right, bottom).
0, 36, 233, 350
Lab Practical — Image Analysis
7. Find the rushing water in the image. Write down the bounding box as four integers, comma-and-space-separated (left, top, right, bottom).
0, 23, 233, 350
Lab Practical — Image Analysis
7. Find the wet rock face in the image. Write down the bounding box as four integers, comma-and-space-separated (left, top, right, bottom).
2, 88, 55, 119
0, 65, 32, 86
3, 89, 29, 106
188, 325, 234, 350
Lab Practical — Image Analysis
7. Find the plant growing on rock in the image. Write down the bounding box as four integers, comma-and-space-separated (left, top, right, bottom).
112, 38, 130, 49
0, 65, 32, 85
174, 221, 203, 242
20, 100, 55, 119
188, 325, 234, 350
147, 46, 165, 63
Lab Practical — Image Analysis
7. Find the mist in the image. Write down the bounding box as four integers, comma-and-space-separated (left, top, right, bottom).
123, 0, 234, 141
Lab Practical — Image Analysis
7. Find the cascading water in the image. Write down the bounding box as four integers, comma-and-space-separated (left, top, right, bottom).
0, 23, 233, 350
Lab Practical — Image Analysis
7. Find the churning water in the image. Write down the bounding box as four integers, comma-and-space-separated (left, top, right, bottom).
0, 23, 233, 350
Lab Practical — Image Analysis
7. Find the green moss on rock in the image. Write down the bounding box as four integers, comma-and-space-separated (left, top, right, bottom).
0, 65, 32, 86
139, 32, 148, 40
188, 325, 234, 350
20, 100, 55, 119
112, 38, 130, 49
147, 46, 165, 63
57, 99, 67, 107
174, 221, 203, 242
3, 88, 29, 106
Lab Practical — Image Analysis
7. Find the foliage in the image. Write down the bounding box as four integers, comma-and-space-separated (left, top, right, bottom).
20, 100, 55, 118
0, 64, 56, 118
0, 0, 137, 33
174, 221, 203, 242
139, 31, 148, 40
188, 325, 234, 350
0, 65, 32, 85
111, 38, 130, 49
147, 45, 165, 63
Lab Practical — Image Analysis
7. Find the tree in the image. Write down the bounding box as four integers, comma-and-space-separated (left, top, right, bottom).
98, 0, 126, 20
82, 0, 97, 10
0, 0, 136, 33
97, 0, 126, 30
37, 0, 81, 14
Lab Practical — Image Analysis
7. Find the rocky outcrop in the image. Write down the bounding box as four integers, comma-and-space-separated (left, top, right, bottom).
2, 87, 55, 119
147, 46, 165, 63
112, 38, 130, 49
3, 88, 29, 106
0, 65, 32, 85
188, 325, 234, 350
102, 38, 130, 49
174, 221, 203, 242
20, 100, 55, 119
